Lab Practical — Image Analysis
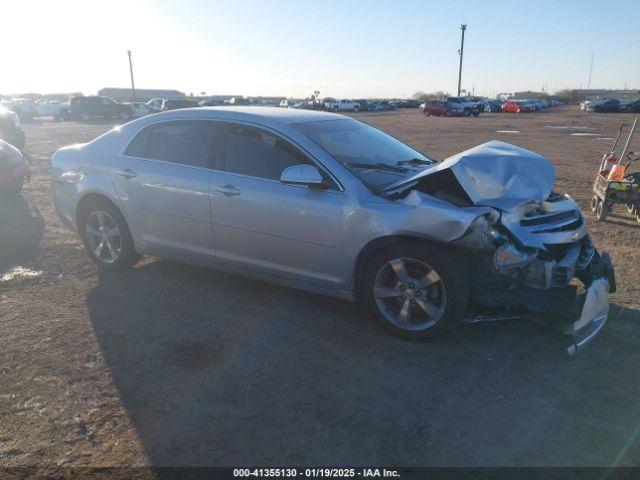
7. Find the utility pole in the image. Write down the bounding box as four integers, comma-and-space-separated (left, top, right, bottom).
457, 24, 467, 97
587, 51, 594, 90
127, 50, 136, 101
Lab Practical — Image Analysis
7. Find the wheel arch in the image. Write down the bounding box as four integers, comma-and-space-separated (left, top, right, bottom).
352, 234, 448, 301
75, 191, 125, 230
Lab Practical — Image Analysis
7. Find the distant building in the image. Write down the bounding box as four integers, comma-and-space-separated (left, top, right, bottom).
576, 89, 639, 100
513, 91, 545, 99
98, 88, 186, 102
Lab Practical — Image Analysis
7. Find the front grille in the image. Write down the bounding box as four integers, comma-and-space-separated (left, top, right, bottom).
521, 210, 578, 227
533, 217, 583, 233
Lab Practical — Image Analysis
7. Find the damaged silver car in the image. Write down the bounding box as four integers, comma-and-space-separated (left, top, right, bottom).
51, 108, 615, 356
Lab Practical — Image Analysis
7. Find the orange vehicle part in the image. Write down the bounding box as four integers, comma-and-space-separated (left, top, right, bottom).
608, 164, 627, 181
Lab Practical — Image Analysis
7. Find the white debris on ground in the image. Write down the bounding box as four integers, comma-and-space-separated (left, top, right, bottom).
1, 266, 43, 282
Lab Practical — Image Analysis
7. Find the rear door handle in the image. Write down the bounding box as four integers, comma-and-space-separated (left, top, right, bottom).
117, 169, 137, 179
213, 185, 241, 197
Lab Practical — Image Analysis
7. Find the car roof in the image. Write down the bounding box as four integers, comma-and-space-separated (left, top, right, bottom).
145, 106, 343, 125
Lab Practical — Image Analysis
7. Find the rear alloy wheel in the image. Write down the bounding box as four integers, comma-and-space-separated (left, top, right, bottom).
353, 105, 360, 113
80, 112, 91, 121
120, 111, 131, 121
363, 243, 469, 340
78, 199, 140, 270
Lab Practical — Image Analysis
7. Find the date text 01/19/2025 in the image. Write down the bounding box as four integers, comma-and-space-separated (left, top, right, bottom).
233, 468, 401, 478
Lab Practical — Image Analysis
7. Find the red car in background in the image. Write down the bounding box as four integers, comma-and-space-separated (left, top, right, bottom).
502, 101, 532, 113
421, 100, 465, 117
0, 139, 31, 196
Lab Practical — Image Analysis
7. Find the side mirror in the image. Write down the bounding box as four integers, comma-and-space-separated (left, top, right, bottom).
280, 164, 324, 187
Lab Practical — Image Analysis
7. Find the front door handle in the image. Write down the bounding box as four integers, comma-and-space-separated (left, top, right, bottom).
117, 169, 137, 179
214, 185, 241, 197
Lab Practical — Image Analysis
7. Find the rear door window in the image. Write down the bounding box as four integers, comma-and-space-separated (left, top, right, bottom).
124, 121, 217, 168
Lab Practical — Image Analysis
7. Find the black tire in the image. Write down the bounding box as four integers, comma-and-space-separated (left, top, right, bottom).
590, 195, 599, 212
77, 198, 141, 270
595, 199, 608, 221
362, 242, 470, 340
353, 105, 360, 113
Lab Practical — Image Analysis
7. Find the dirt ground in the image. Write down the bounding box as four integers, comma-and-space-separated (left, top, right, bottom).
2, 106, 640, 468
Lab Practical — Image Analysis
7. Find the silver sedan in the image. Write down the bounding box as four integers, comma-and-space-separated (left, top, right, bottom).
52, 107, 614, 352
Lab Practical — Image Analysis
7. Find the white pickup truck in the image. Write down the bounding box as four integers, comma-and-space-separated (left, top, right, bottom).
324, 98, 361, 112
35, 99, 70, 119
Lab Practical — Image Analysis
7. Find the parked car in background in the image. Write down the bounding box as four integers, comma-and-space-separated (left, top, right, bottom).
621, 98, 640, 113
50, 107, 614, 355
199, 99, 225, 107
391, 99, 420, 109
147, 98, 165, 113
467, 97, 485, 112
483, 100, 503, 113
35, 99, 70, 120
368, 101, 395, 112
354, 99, 369, 111
589, 99, 621, 113
422, 100, 463, 117
279, 99, 293, 108
0, 98, 38, 121
129, 102, 153, 118
0, 139, 30, 196
445, 97, 479, 116
502, 101, 532, 113
580, 100, 596, 111
70, 96, 133, 121
325, 99, 361, 112
161, 99, 199, 111
229, 97, 250, 106
0, 107, 25, 150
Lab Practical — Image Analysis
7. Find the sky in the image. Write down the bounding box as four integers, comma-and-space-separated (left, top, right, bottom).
4, 0, 640, 98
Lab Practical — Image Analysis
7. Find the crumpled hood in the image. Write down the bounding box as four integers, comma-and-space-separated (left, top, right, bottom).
388, 140, 556, 212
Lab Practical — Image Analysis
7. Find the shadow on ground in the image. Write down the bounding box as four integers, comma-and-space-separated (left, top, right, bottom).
87, 259, 640, 466
0, 194, 45, 272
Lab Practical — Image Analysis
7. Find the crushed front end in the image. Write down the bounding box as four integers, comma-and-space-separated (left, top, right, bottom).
455, 193, 615, 357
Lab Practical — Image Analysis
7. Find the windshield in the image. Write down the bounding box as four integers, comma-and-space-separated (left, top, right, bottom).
294, 119, 435, 190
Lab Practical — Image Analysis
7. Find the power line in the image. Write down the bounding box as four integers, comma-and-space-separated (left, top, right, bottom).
587, 51, 595, 89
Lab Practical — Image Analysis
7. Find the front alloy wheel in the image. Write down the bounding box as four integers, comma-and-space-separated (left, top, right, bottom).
363, 243, 469, 339
373, 258, 446, 331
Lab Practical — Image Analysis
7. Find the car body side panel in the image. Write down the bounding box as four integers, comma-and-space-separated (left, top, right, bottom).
109, 156, 215, 259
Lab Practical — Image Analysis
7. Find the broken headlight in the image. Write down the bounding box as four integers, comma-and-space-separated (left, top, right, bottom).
494, 243, 537, 270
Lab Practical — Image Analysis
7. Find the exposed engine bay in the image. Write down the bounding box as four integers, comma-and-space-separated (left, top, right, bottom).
384, 141, 616, 357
